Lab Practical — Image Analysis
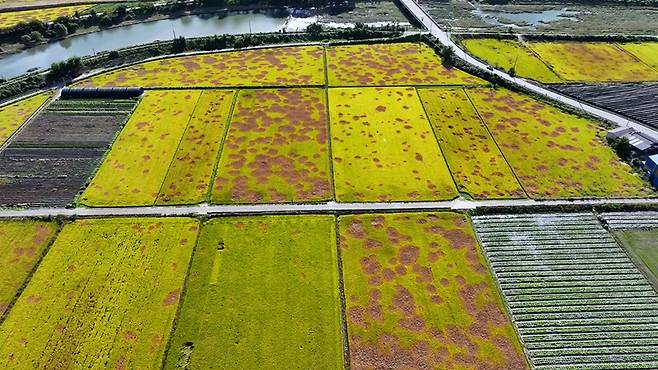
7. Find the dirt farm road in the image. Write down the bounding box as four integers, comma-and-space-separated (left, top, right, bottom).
1, 197, 658, 218
398, 0, 658, 139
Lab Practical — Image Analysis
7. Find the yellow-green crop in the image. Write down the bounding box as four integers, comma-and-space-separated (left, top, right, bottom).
467, 88, 652, 198
329, 87, 457, 202
157, 90, 235, 205
528, 42, 658, 82
0, 5, 90, 30
77, 46, 325, 88
81, 90, 199, 206
462, 39, 562, 83
619, 42, 658, 72
327, 42, 485, 86
212, 88, 332, 203
0, 220, 58, 315
164, 215, 343, 369
419, 87, 525, 199
0, 217, 198, 369
339, 212, 528, 369
0, 93, 49, 147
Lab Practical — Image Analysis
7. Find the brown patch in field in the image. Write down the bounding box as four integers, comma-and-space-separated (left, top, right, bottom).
365, 239, 383, 249
123, 331, 137, 341
162, 289, 181, 306
398, 245, 420, 265
347, 219, 366, 239
26, 295, 41, 304
441, 229, 475, 249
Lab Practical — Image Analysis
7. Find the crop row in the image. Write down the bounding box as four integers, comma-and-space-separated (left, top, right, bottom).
601, 211, 658, 230
473, 212, 658, 368
0, 97, 136, 206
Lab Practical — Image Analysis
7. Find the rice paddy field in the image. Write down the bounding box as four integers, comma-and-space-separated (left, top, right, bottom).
465, 87, 652, 198
0, 93, 50, 147
461, 39, 658, 83
461, 39, 561, 83
156, 90, 235, 205
77, 46, 326, 88
81, 90, 200, 206
0, 5, 91, 29
0, 220, 57, 316
211, 88, 332, 204
164, 215, 343, 369
339, 212, 527, 368
418, 88, 525, 199
0, 217, 198, 368
327, 43, 485, 86
329, 87, 457, 202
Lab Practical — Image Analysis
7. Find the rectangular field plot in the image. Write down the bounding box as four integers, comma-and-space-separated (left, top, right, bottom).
157, 90, 235, 205
418, 88, 525, 199
472, 213, 658, 369
0, 220, 57, 316
212, 89, 332, 203
0, 92, 49, 147
327, 43, 484, 86
462, 39, 562, 83
0, 217, 198, 369
329, 87, 457, 202
339, 212, 527, 369
0, 148, 105, 206
0, 98, 136, 206
164, 215, 343, 369
81, 90, 200, 206
466, 88, 652, 199
528, 42, 658, 82
78, 46, 325, 88
615, 228, 658, 291
620, 42, 658, 71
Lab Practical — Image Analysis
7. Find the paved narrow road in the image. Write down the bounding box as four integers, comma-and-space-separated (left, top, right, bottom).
397, 0, 658, 139
1, 197, 657, 218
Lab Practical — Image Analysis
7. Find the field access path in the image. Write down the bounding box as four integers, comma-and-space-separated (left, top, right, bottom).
397, 0, 658, 139
1, 197, 658, 218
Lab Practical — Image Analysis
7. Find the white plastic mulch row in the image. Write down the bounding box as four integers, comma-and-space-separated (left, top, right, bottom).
472, 212, 658, 370
601, 212, 658, 230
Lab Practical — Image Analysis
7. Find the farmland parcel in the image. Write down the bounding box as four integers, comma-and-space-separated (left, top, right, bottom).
212, 88, 332, 203
0, 217, 198, 369
157, 90, 235, 205
329, 87, 457, 202
164, 215, 343, 369
473, 213, 658, 368
466, 88, 651, 198
0, 93, 49, 147
418, 88, 525, 199
81, 90, 199, 206
77, 46, 325, 88
339, 212, 527, 369
461, 39, 562, 83
527, 42, 658, 82
0, 98, 136, 206
0, 220, 57, 316
327, 43, 484, 86
0, 5, 91, 30
619, 42, 658, 71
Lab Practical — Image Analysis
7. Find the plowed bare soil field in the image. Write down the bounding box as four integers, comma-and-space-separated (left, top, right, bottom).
339, 212, 527, 369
